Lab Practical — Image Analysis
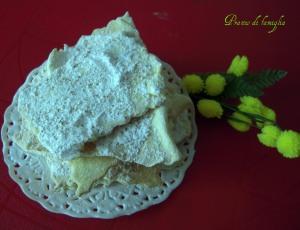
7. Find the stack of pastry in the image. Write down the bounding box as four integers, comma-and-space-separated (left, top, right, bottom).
12, 13, 193, 195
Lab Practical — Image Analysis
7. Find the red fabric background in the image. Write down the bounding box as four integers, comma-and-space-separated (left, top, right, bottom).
1, 0, 300, 229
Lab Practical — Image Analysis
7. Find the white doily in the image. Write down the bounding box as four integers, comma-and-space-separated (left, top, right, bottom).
1, 62, 198, 218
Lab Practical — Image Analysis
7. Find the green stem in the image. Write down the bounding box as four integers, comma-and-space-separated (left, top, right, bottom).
220, 102, 277, 125
190, 93, 277, 126
225, 115, 256, 128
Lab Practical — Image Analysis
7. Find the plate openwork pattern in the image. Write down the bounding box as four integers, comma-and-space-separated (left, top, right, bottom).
1, 62, 198, 218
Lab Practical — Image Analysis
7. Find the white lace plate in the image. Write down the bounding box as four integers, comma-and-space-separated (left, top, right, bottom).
1, 62, 198, 218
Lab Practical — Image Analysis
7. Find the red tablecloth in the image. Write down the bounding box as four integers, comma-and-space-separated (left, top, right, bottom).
1, 1, 300, 229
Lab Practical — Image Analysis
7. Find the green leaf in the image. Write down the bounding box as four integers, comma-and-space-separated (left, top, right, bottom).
221, 74, 263, 99
220, 69, 287, 99
193, 69, 287, 100
245, 69, 287, 90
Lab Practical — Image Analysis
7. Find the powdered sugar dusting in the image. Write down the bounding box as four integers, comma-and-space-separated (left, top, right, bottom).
17, 29, 166, 159
96, 113, 155, 164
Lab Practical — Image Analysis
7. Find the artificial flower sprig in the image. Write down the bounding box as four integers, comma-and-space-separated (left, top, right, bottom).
182, 55, 300, 159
